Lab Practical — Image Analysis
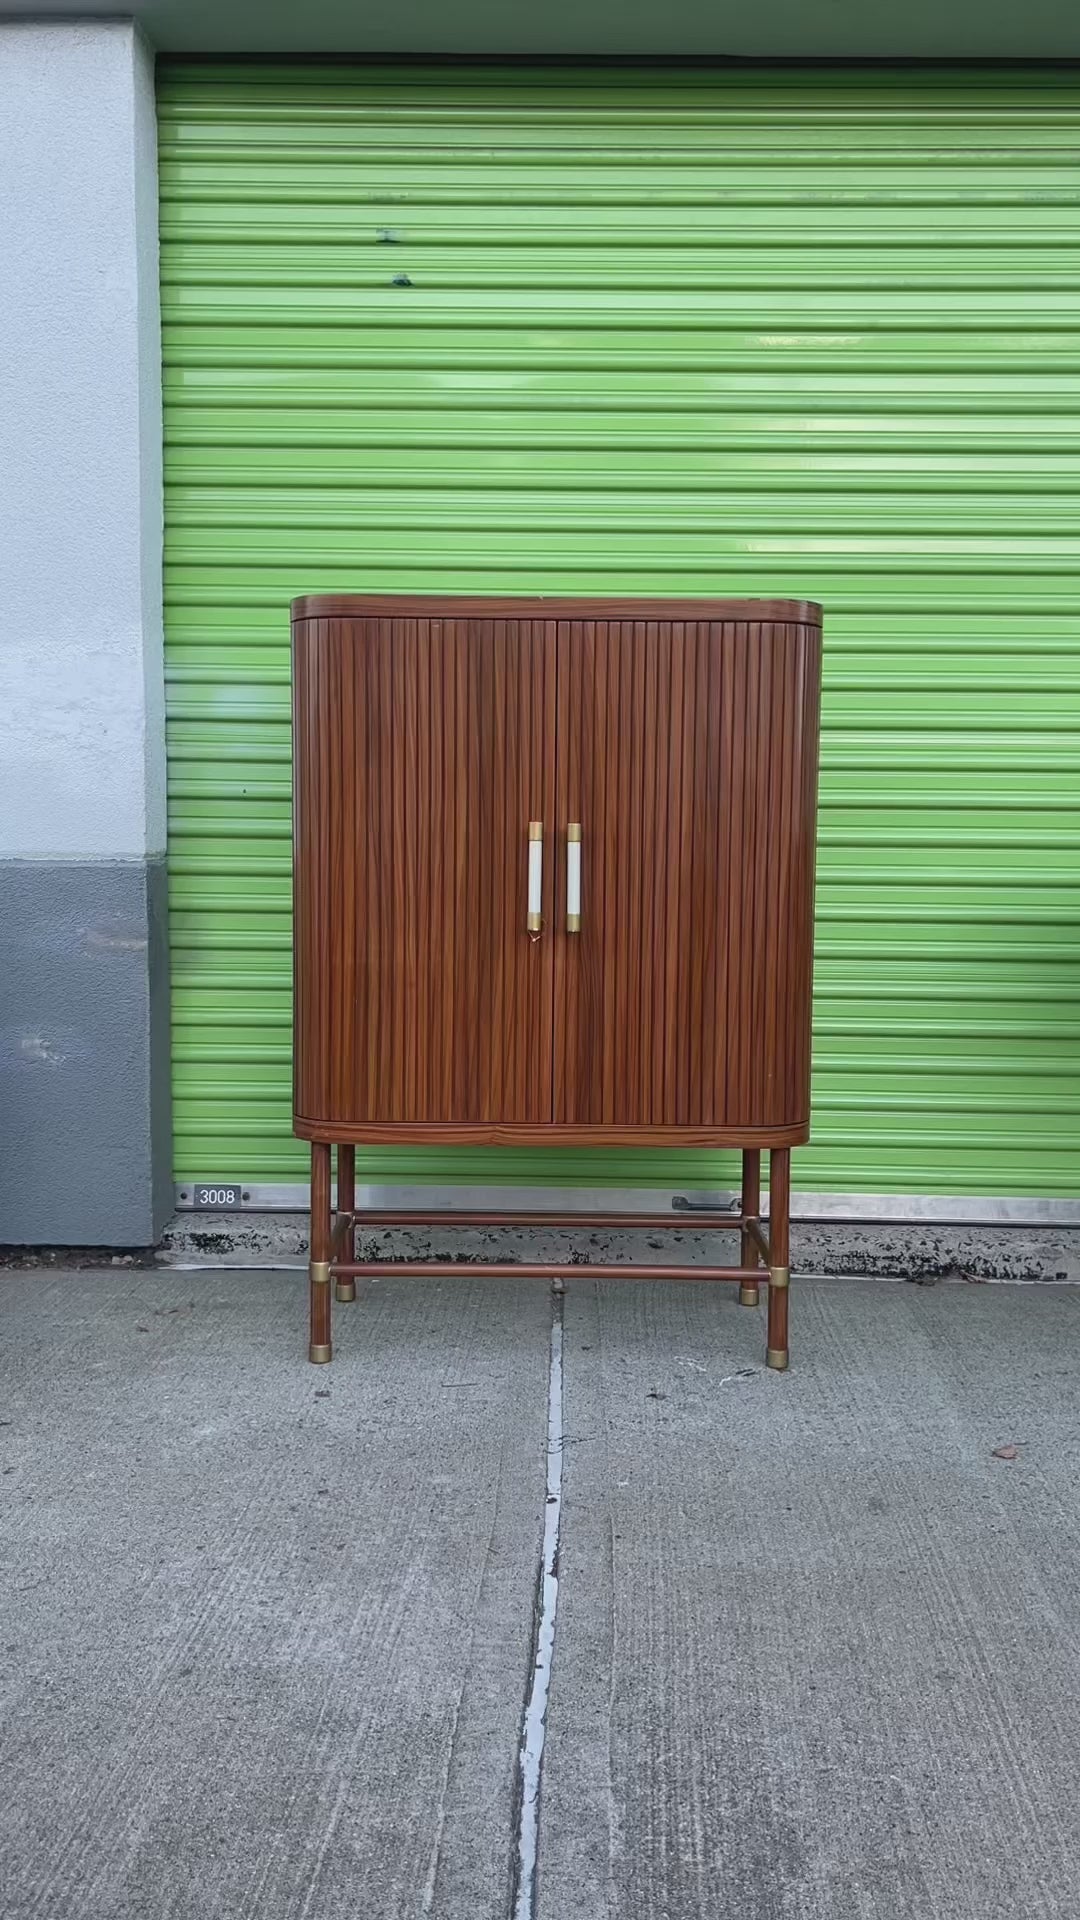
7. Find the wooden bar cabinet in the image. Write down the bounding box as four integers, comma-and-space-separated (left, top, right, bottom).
292, 595, 822, 1368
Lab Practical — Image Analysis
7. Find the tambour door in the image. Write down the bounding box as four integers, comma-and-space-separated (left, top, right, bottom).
554, 610, 821, 1133
293, 609, 556, 1128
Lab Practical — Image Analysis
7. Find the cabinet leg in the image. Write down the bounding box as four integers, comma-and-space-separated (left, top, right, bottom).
336, 1144, 356, 1302
739, 1148, 761, 1306
309, 1141, 332, 1364
767, 1147, 790, 1371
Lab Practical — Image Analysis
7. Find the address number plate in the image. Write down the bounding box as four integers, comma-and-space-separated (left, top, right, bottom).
192, 1184, 244, 1210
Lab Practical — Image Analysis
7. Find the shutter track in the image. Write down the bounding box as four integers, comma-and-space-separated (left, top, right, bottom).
159, 62, 1080, 1198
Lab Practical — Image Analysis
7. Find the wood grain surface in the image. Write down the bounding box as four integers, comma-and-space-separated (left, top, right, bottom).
293, 594, 820, 625
554, 616, 820, 1131
293, 614, 556, 1126
292, 599, 821, 1145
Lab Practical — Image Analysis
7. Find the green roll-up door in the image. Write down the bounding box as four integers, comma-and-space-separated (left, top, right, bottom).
159, 63, 1080, 1201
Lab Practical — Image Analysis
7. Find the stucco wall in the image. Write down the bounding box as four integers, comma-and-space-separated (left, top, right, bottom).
0, 21, 170, 1243
0, 19, 164, 860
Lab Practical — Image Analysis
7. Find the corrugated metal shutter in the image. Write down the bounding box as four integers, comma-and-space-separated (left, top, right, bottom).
158, 62, 1080, 1201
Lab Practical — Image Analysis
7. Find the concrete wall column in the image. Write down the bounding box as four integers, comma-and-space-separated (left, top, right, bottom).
0, 21, 170, 1243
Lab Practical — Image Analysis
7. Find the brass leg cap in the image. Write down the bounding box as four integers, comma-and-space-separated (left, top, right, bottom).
308, 1343, 332, 1365
335, 1279, 357, 1303
739, 1284, 760, 1307
766, 1347, 789, 1372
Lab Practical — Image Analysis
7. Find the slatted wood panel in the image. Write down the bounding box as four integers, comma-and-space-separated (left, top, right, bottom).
293, 596, 819, 1147
555, 617, 820, 1129
293, 614, 556, 1125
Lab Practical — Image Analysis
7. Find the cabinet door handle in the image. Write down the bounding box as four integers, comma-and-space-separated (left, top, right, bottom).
527, 821, 543, 934
566, 823, 582, 933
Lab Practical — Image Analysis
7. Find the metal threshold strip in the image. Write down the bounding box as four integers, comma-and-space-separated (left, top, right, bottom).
172, 1184, 1080, 1229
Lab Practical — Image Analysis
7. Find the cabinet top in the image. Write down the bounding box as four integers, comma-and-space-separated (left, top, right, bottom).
292, 593, 822, 625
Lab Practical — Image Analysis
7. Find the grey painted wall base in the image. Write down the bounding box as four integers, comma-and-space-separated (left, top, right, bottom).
158, 1211, 1080, 1285
0, 861, 172, 1246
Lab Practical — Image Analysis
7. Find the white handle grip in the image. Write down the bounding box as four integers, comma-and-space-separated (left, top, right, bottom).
567, 824, 581, 933
527, 822, 543, 933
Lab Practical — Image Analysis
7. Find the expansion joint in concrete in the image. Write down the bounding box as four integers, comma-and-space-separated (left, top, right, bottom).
510, 1284, 565, 1920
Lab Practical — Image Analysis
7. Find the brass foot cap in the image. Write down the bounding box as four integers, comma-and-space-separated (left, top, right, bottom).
335, 1280, 357, 1303
308, 1343, 332, 1365
766, 1348, 789, 1372
739, 1285, 760, 1307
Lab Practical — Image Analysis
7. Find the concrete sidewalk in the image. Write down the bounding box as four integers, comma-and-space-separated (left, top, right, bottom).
1, 1268, 1079, 1918
542, 1278, 1080, 1920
